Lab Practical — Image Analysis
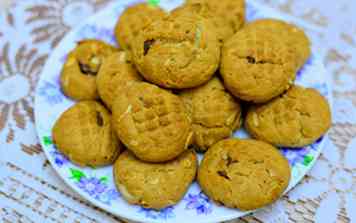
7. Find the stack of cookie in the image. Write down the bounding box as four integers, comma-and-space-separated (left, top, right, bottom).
52, 0, 332, 212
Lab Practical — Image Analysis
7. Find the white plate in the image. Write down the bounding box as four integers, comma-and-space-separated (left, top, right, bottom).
34, 1, 332, 222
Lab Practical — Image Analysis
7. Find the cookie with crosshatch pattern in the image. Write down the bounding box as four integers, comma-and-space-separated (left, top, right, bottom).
112, 82, 193, 162
60, 39, 117, 101
52, 101, 122, 167
245, 85, 331, 147
113, 150, 197, 210
131, 13, 220, 89
114, 3, 167, 51
179, 77, 242, 151
198, 139, 291, 211
96, 51, 143, 110
220, 27, 299, 103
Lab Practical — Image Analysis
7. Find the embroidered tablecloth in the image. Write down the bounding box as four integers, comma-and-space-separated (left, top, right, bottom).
0, 0, 355, 222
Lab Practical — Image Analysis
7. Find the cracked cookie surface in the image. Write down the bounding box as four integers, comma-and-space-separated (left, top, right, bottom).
221, 27, 299, 103
245, 19, 311, 69
180, 77, 242, 151
60, 39, 117, 101
112, 82, 193, 162
52, 101, 122, 167
114, 3, 166, 51
96, 51, 142, 110
187, 0, 245, 33
245, 85, 332, 147
131, 14, 220, 89
198, 139, 291, 211
113, 150, 197, 210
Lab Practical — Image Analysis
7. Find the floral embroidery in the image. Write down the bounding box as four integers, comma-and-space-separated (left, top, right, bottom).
184, 192, 213, 215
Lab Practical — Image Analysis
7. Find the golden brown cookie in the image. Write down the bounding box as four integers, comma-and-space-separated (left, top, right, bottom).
198, 139, 291, 211
187, 0, 245, 32
114, 3, 166, 50
52, 101, 122, 167
112, 82, 193, 162
180, 77, 242, 151
171, 2, 234, 42
131, 14, 220, 89
245, 19, 311, 68
113, 150, 197, 210
220, 28, 299, 103
96, 51, 143, 110
245, 85, 332, 147
60, 39, 117, 101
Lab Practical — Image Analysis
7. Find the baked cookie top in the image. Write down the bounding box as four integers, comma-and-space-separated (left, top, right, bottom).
60, 39, 117, 101
112, 82, 193, 162
245, 18, 311, 68
180, 77, 242, 151
96, 51, 142, 110
245, 85, 332, 147
52, 101, 122, 167
187, 0, 245, 32
220, 28, 299, 103
114, 150, 197, 210
171, 2, 234, 42
114, 3, 166, 51
198, 139, 291, 211
132, 14, 220, 89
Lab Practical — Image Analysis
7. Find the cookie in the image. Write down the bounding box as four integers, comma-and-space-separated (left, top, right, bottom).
245, 19, 311, 68
96, 51, 142, 110
60, 39, 117, 101
171, 2, 234, 42
114, 3, 166, 50
198, 139, 291, 211
220, 28, 299, 103
113, 150, 197, 210
187, 0, 245, 32
245, 85, 332, 147
52, 101, 122, 167
180, 77, 242, 151
131, 14, 220, 89
112, 82, 193, 162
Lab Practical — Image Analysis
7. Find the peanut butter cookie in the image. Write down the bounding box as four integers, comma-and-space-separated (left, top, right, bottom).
60, 39, 117, 101
112, 82, 193, 162
114, 150, 197, 210
187, 0, 245, 32
171, 2, 234, 42
52, 101, 122, 167
245, 85, 332, 147
114, 3, 166, 50
131, 14, 220, 89
180, 77, 242, 151
220, 28, 299, 103
245, 19, 311, 68
96, 51, 142, 110
198, 139, 291, 211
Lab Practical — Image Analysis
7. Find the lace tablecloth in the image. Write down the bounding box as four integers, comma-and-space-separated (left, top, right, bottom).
0, 0, 355, 222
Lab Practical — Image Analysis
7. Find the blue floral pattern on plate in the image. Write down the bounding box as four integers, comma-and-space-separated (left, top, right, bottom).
34, 0, 331, 222
184, 192, 213, 215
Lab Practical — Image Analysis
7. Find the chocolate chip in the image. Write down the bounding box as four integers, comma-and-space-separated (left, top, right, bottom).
217, 170, 230, 180
96, 111, 104, 126
79, 62, 98, 76
143, 39, 155, 56
246, 56, 256, 64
